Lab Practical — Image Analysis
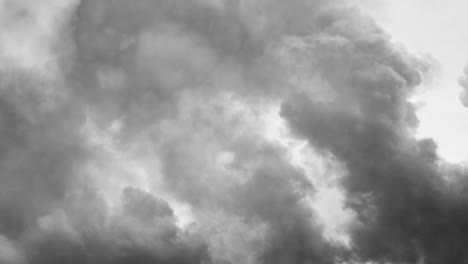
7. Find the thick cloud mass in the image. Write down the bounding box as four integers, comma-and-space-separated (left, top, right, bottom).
280, 7, 468, 264
1, 0, 468, 264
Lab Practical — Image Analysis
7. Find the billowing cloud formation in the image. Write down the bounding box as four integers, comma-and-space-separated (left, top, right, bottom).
1, 0, 468, 264
280, 8, 468, 264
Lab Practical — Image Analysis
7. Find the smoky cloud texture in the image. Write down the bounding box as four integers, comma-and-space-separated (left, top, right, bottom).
280, 8, 468, 264
1, 0, 468, 264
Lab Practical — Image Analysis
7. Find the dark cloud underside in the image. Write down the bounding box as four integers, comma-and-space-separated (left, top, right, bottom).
0, 1, 467, 264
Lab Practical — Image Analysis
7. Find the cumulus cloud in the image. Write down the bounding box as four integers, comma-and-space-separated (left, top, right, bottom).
280, 6, 468, 264
1, 0, 468, 264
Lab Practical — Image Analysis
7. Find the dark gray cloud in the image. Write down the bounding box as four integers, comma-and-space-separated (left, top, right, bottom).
1, 0, 467, 264
281, 6, 468, 264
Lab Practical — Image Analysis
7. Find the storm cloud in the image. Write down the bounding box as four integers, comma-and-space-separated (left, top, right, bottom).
1, 0, 468, 264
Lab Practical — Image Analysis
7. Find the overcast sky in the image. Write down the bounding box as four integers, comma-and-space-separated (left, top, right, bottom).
1, 1, 468, 264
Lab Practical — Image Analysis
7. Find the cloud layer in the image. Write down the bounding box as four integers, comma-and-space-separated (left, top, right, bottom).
1, 0, 468, 264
